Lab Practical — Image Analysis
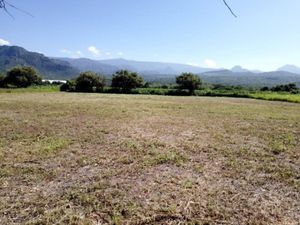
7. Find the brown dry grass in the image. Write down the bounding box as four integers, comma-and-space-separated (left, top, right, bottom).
0, 93, 299, 225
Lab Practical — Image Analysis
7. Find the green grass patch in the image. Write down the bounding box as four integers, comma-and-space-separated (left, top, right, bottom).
249, 92, 300, 103
0, 85, 60, 93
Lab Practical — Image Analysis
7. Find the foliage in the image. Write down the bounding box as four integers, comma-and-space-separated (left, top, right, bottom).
250, 92, 300, 103
74, 71, 105, 92
111, 70, 144, 93
4, 66, 42, 88
270, 83, 299, 93
0, 85, 60, 93
60, 80, 76, 92
176, 73, 202, 95
0, 73, 5, 88
60, 72, 106, 93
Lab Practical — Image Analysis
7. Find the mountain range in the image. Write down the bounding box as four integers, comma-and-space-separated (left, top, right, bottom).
0, 45, 78, 79
1, 45, 300, 87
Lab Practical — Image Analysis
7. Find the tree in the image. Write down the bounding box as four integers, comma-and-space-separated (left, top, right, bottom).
111, 70, 144, 93
75, 71, 106, 92
271, 83, 298, 92
5, 66, 42, 88
60, 80, 76, 92
0, 73, 5, 87
176, 73, 202, 95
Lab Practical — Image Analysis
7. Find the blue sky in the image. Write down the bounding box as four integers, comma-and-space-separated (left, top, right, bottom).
1, 0, 300, 70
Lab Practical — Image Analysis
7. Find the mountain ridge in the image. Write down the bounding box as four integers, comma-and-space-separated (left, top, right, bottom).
1, 45, 300, 87
0, 45, 79, 79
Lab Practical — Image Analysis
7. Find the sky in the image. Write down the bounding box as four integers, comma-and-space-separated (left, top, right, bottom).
0, 0, 300, 71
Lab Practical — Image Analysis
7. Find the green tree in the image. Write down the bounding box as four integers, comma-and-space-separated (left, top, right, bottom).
271, 83, 298, 92
0, 73, 5, 87
176, 73, 202, 95
60, 80, 76, 92
111, 70, 144, 93
75, 71, 105, 92
5, 66, 42, 88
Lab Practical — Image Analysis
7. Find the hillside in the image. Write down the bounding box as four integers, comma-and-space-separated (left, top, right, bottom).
277, 64, 300, 74
56, 57, 213, 75
0, 46, 79, 79
57, 58, 119, 75
201, 70, 300, 87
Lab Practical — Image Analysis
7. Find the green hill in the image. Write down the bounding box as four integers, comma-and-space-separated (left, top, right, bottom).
0, 46, 79, 79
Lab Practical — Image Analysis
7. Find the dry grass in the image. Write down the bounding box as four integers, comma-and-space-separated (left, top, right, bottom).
0, 93, 299, 225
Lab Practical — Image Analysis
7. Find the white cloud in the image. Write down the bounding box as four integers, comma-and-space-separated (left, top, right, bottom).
88, 46, 100, 56
204, 59, 217, 68
105, 52, 111, 56
0, 38, 10, 46
117, 52, 124, 56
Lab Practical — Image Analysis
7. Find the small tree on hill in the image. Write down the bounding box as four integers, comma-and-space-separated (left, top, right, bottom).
75, 71, 106, 92
5, 66, 41, 88
176, 73, 202, 95
111, 70, 144, 93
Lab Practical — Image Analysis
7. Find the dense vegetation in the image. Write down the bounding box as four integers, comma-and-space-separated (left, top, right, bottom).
60, 71, 106, 93
176, 73, 202, 95
111, 70, 144, 93
0, 66, 42, 88
0, 65, 299, 103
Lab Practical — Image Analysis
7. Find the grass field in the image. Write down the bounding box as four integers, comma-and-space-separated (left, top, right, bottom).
249, 92, 300, 103
0, 86, 60, 94
0, 93, 299, 224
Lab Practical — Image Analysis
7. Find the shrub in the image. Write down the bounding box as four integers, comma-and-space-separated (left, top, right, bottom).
60, 80, 76, 92
260, 86, 269, 91
271, 83, 298, 92
111, 70, 144, 93
5, 66, 42, 88
176, 73, 202, 95
0, 74, 5, 88
75, 71, 106, 92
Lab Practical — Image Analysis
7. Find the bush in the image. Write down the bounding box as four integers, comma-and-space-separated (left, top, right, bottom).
270, 83, 298, 92
60, 80, 76, 92
260, 86, 269, 91
4, 66, 42, 88
75, 71, 106, 92
176, 73, 202, 95
0, 74, 5, 88
111, 70, 144, 93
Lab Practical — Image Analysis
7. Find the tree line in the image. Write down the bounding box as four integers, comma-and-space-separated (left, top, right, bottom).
60, 70, 202, 95
1, 66, 299, 95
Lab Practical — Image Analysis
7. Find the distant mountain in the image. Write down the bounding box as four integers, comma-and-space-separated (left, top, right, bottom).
201, 70, 300, 87
231, 65, 249, 73
98, 58, 213, 75
1, 45, 300, 87
231, 65, 262, 74
0, 46, 79, 79
56, 57, 214, 75
57, 58, 119, 75
277, 65, 300, 75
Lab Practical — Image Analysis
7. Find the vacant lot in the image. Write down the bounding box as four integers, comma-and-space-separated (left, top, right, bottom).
0, 93, 299, 225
